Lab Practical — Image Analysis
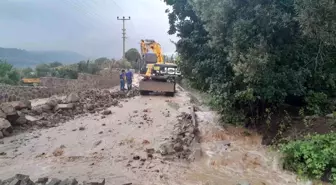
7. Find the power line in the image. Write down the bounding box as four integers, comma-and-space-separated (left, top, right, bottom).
117, 16, 131, 59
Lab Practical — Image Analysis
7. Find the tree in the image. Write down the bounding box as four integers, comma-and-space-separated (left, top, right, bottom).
21, 67, 37, 78
125, 48, 141, 62
49, 61, 63, 68
0, 60, 20, 85
164, 0, 336, 120
94, 57, 109, 67
125, 48, 141, 70
35, 63, 51, 77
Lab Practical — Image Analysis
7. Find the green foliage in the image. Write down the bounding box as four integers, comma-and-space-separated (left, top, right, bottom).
281, 133, 336, 182
0, 60, 20, 85
117, 59, 132, 69
77, 60, 100, 75
163, 0, 336, 123
35, 63, 52, 77
125, 48, 141, 70
305, 91, 332, 115
21, 67, 37, 78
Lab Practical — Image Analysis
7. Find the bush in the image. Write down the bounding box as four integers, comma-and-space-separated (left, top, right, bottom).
281, 133, 336, 183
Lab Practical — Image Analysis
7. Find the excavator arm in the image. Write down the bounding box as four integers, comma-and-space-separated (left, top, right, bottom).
140, 39, 164, 76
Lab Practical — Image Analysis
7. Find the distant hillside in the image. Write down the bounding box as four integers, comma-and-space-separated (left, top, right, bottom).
0, 47, 86, 67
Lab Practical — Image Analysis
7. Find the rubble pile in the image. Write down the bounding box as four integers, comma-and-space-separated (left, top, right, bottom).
0, 88, 140, 139
159, 111, 200, 160
0, 174, 105, 185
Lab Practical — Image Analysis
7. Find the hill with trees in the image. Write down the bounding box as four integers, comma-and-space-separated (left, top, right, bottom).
0, 47, 86, 67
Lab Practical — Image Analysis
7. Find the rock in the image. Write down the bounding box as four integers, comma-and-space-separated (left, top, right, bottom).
47, 178, 62, 185
101, 110, 112, 115
36, 177, 49, 184
79, 126, 85, 131
9, 178, 21, 185
133, 155, 140, 160
5, 174, 34, 185
12, 100, 32, 110
146, 148, 155, 154
53, 146, 64, 156
46, 99, 58, 108
0, 131, 3, 139
32, 106, 43, 115
326, 113, 335, 119
86, 104, 94, 111
93, 140, 102, 147
173, 143, 183, 152
14, 115, 27, 125
55, 104, 74, 110
25, 115, 40, 124
0, 118, 13, 136
159, 142, 175, 155
1, 103, 17, 116
237, 181, 250, 185
82, 179, 105, 185
66, 93, 80, 103
59, 178, 78, 185
0, 109, 6, 118
41, 104, 53, 112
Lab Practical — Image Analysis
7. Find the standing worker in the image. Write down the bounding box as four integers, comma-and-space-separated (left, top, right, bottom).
120, 70, 126, 91
126, 69, 133, 90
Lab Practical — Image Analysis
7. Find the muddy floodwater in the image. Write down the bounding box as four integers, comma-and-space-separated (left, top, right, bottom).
0, 75, 317, 185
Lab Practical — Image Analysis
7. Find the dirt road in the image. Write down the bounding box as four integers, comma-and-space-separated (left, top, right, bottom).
0, 75, 307, 185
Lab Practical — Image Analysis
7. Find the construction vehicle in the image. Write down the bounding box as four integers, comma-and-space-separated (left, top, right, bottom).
21, 78, 40, 86
139, 39, 178, 96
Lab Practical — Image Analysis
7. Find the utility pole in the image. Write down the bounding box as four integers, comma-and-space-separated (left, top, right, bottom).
117, 16, 131, 59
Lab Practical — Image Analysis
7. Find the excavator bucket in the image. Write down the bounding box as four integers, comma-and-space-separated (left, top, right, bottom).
139, 80, 175, 96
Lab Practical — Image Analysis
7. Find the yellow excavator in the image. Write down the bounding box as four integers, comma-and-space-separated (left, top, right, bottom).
139, 39, 177, 96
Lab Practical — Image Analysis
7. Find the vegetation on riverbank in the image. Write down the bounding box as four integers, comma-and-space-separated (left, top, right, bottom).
164, 0, 336, 183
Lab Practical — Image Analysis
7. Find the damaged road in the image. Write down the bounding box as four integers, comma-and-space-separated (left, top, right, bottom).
0, 76, 303, 185
0, 78, 198, 185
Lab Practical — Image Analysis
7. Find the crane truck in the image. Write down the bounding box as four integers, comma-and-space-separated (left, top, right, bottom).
138, 39, 177, 96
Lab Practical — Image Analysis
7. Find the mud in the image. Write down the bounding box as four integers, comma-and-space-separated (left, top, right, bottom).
0, 75, 315, 185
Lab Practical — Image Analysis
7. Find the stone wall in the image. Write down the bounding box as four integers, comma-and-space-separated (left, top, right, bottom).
0, 71, 120, 103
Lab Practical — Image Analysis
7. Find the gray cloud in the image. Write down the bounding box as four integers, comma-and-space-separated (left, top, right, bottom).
0, 0, 177, 58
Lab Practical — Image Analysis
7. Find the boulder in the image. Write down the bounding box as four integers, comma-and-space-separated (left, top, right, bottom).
12, 100, 32, 110
2, 174, 34, 185
101, 110, 112, 115
55, 104, 74, 111
82, 179, 105, 185
25, 115, 40, 124
1, 103, 17, 116
14, 115, 28, 125
46, 98, 58, 108
47, 178, 62, 185
66, 93, 80, 103
36, 177, 49, 184
59, 178, 78, 185
159, 142, 175, 155
32, 106, 43, 115
0, 118, 13, 136
0, 109, 6, 119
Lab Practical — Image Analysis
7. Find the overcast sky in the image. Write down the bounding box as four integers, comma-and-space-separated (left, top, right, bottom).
0, 0, 177, 58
